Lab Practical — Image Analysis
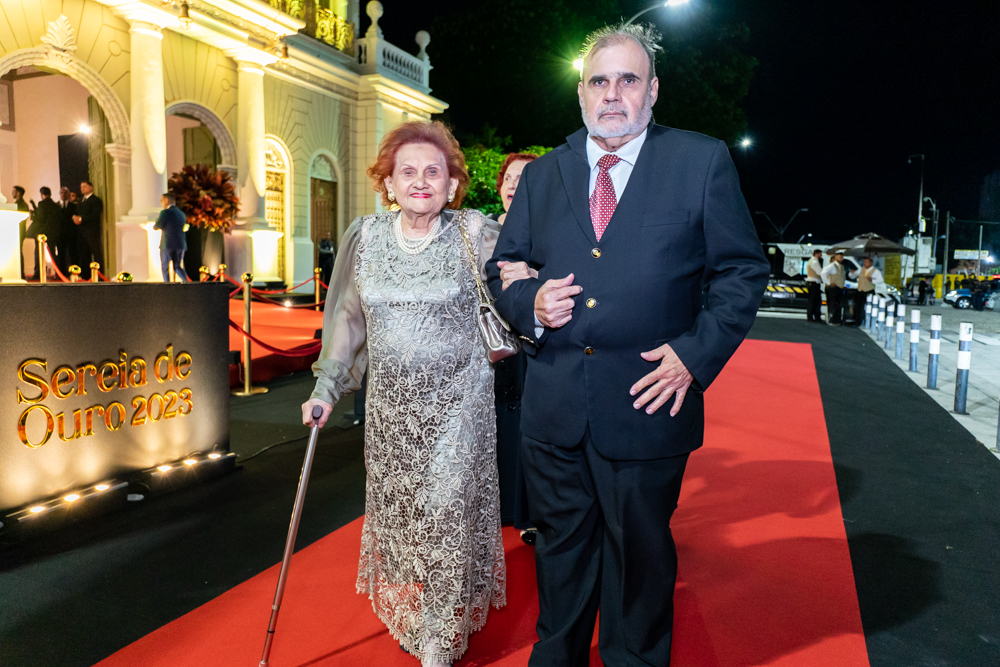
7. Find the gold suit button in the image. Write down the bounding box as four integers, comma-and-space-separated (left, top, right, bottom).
591, 248, 602, 258
586, 298, 596, 308
584, 347, 594, 355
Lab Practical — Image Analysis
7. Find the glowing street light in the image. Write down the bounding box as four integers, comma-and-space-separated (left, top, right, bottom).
626, 0, 691, 26
739, 137, 752, 149
572, 58, 583, 72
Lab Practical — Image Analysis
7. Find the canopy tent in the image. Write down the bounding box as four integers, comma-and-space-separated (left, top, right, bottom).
826, 233, 916, 258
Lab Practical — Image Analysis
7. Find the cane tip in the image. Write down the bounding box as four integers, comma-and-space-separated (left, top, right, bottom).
312, 405, 324, 419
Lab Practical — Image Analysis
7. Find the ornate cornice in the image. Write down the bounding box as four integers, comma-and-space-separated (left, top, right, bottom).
267, 62, 359, 101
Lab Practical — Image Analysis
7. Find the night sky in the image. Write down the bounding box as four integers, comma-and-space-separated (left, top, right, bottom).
378, 1, 1000, 249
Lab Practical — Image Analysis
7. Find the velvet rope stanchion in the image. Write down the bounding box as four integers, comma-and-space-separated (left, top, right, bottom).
90, 262, 100, 283
51, 255, 71, 283
69, 265, 81, 282
314, 267, 322, 311
227, 320, 322, 357
37, 234, 48, 284
232, 272, 269, 397
200, 266, 210, 283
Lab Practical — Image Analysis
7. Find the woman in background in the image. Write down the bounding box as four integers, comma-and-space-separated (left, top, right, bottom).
490, 153, 538, 544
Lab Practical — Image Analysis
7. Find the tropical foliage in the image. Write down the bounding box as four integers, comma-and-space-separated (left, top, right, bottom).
167, 165, 240, 233
462, 144, 553, 216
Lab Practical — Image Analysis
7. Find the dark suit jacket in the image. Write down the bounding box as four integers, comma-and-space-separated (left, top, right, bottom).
485, 124, 769, 460
154, 206, 188, 251
29, 198, 61, 244
57, 201, 77, 244
76, 194, 103, 246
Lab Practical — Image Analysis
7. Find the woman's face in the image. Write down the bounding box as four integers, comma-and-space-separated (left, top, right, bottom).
499, 160, 529, 213
384, 143, 457, 219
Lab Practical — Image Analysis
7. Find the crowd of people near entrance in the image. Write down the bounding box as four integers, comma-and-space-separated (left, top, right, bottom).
13, 182, 103, 281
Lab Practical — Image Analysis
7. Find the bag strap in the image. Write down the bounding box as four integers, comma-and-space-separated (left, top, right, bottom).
457, 210, 492, 307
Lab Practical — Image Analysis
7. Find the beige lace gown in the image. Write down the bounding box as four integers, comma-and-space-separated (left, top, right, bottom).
310, 208, 506, 663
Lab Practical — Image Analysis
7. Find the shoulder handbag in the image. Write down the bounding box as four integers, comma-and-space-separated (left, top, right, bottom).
457, 211, 521, 363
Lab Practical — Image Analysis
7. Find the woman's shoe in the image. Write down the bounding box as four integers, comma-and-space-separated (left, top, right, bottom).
520, 528, 537, 546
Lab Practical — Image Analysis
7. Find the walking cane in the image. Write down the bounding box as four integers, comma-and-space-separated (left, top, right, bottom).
259, 404, 325, 666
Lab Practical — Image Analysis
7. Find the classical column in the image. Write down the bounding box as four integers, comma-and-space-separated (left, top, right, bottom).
127, 21, 168, 217
225, 51, 276, 280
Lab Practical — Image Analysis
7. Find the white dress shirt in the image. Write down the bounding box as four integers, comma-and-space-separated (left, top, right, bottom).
849, 266, 884, 285
534, 130, 649, 338
805, 257, 823, 284
586, 129, 648, 199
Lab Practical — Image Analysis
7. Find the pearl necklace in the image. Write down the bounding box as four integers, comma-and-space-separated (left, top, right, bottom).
393, 213, 441, 255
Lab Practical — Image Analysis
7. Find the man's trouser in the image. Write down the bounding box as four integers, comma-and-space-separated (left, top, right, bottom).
825, 286, 843, 324
807, 282, 823, 321
523, 428, 689, 667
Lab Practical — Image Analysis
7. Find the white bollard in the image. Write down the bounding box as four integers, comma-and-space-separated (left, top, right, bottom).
927, 314, 941, 388
954, 322, 973, 414
884, 301, 895, 348
909, 309, 920, 372
895, 303, 906, 358
877, 298, 887, 340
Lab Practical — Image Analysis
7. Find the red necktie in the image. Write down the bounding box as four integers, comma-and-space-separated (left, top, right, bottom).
590, 153, 621, 242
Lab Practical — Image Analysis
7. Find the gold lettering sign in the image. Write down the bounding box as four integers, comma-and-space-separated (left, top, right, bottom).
15, 346, 195, 448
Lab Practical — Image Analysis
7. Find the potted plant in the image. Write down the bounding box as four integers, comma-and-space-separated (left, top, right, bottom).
167, 164, 239, 275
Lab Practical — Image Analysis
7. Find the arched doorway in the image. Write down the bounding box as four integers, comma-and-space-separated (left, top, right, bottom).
164, 102, 237, 275
309, 153, 338, 256
264, 137, 291, 283
0, 31, 131, 277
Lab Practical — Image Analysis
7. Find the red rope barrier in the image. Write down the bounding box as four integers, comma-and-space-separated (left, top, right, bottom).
49, 252, 71, 283
319, 280, 329, 290
228, 319, 322, 357
97, 270, 111, 282
229, 286, 242, 298
247, 276, 316, 294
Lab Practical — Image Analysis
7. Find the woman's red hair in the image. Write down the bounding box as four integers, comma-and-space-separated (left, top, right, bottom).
496, 153, 539, 194
366, 121, 470, 209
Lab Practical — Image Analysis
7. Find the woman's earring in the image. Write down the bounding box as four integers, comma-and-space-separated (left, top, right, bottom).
448, 192, 455, 203
387, 189, 395, 201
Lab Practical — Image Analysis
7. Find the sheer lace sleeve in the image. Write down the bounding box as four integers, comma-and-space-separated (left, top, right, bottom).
470, 210, 500, 300
310, 217, 368, 406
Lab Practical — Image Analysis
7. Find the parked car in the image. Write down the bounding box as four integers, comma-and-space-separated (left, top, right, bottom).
944, 283, 999, 310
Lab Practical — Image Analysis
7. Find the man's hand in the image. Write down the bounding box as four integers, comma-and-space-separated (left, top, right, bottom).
72, 215, 82, 225
534, 273, 582, 329
630, 343, 694, 416
301, 398, 334, 428
497, 260, 538, 291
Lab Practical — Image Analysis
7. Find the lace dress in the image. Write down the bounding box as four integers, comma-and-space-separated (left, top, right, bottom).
311, 208, 506, 664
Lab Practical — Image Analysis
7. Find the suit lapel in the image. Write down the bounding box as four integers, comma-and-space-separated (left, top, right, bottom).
600, 125, 662, 244
558, 128, 597, 246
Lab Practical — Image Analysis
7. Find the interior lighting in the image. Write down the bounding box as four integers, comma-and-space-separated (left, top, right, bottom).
157, 465, 172, 472
79, 124, 91, 134
183, 459, 198, 466
95, 484, 109, 491
284, 300, 292, 307
64, 494, 80, 503
179, 2, 191, 29
30, 506, 45, 514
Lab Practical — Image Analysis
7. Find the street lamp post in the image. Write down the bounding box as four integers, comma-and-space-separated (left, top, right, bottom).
625, 0, 691, 26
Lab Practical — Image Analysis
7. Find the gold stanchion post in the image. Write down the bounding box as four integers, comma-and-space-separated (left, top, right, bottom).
36, 234, 48, 284
199, 266, 209, 282
69, 265, 81, 282
314, 267, 322, 311
116, 272, 133, 282
232, 272, 268, 397
218, 263, 227, 283
90, 262, 100, 283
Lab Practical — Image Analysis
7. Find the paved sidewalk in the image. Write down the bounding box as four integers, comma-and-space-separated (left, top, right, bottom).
859, 306, 1000, 460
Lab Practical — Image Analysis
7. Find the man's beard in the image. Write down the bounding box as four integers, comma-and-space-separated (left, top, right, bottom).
581, 90, 654, 140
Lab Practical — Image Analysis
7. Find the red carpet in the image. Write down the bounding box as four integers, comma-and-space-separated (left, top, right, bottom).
97, 339, 869, 666
228, 300, 324, 387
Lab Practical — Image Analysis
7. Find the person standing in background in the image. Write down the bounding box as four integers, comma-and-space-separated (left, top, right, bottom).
805, 248, 824, 322
821, 250, 845, 325
154, 193, 189, 282
55, 187, 77, 275
317, 232, 336, 286
28, 187, 61, 280
850, 257, 883, 327
13, 186, 29, 278
72, 181, 103, 280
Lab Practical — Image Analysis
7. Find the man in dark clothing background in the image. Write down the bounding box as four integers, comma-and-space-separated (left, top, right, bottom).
154, 192, 189, 282
28, 187, 62, 279
13, 185, 29, 278
56, 187, 77, 276
72, 180, 103, 279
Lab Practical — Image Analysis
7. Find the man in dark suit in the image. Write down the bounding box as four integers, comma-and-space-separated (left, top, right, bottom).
486, 23, 769, 667
55, 187, 77, 276
72, 181, 103, 280
154, 192, 189, 282
13, 185, 29, 278
28, 187, 61, 279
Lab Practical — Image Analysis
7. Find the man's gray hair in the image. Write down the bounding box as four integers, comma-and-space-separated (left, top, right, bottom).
579, 22, 663, 81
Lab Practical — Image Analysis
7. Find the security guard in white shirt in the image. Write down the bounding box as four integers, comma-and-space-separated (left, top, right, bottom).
849, 257, 884, 328
821, 250, 846, 325
805, 248, 824, 322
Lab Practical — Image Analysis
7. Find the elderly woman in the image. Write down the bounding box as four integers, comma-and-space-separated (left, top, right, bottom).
489, 153, 538, 542
302, 121, 506, 667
